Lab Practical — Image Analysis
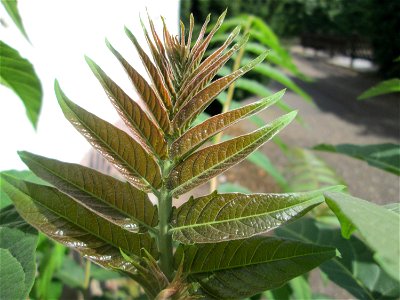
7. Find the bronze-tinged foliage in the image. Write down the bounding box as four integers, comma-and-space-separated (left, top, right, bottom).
2, 11, 339, 299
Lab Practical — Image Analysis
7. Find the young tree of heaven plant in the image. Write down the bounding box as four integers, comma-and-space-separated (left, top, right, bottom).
1, 11, 342, 299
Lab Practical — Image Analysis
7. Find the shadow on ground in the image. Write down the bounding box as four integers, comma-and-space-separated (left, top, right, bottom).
290, 55, 400, 140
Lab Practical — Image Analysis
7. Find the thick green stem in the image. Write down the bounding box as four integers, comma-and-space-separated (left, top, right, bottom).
158, 160, 174, 281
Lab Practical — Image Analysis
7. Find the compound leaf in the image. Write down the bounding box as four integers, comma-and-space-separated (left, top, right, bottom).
168, 111, 296, 197
55, 81, 162, 192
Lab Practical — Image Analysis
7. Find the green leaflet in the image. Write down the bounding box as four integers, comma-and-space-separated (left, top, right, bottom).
32, 241, 66, 300
244, 42, 309, 80
276, 218, 400, 300
246, 59, 313, 104
18, 151, 158, 231
125, 26, 172, 110
325, 192, 400, 281
168, 111, 296, 197
0, 249, 25, 300
170, 90, 285, 160
55, 81, 162, 192
85, 56, 168, 159
314, 143, 400, 175
172, 51, 268, 132
1, 175, 158, 270
170, 187, 341, 244
285, 147, 346, 192
106, 40, 171, 133
0, 0, 29, 41
0, 205, 38, 300
0, 169, 48, 209
358, 78, 400, 100
0, 41, 42, 128
175, 236, 336, 299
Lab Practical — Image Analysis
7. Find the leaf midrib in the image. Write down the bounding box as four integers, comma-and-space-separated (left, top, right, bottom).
23, 155, 156, 233
186, 246, 334, 274
64, 98, 158, 192
7, 180, 146, 257
174, 95, 278, 160
171, 195, 321, 232
92, 65, 165, 160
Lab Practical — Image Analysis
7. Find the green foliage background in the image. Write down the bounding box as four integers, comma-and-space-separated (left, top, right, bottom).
180, 0, 400, 77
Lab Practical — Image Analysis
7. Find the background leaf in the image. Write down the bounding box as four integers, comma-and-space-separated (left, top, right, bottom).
325, 192, 400, 281
276, 217, 400, 300
0, 170, 47, 209
0, 0, 29, 40
0, 249, 25, 300
285, 147, 346, 192
314, 143, 400, 175
0, 205, 38, 300
0, 41, 42, 128
358, 79, 400, 100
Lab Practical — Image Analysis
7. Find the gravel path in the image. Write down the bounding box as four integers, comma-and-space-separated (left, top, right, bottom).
250, 52, 400, 204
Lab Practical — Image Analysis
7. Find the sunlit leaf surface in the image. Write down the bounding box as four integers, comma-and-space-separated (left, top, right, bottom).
1, 175, 158, 271
168, 111, 296, 196
171, 187, 338, 244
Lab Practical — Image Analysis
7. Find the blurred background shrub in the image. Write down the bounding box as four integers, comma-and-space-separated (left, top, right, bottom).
180, 0, 400, 78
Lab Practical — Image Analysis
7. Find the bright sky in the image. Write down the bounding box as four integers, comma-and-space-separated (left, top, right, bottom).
0, 0, 179, 170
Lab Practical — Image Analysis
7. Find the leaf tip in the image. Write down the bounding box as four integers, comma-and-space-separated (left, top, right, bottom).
84, 55, 94, 66
335, 248, 342, 259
